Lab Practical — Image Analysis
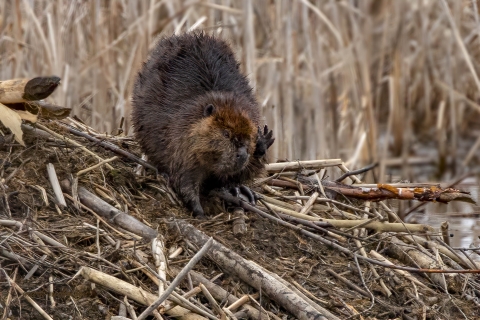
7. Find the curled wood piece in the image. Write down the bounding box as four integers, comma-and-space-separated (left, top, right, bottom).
151, 238, 167, 297
169, 219, 340, 320
61, 179, 158, 240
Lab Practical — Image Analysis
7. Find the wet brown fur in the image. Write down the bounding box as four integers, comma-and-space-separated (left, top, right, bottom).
132, 32, 271, 217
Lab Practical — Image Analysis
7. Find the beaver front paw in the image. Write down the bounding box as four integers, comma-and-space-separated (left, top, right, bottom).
229, 185, 256, 205
254, 125, 274, 157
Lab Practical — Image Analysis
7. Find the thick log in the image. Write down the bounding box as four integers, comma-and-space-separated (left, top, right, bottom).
61, 179, 158, 240
169, 219, 340, 320
0, 77, 60, 103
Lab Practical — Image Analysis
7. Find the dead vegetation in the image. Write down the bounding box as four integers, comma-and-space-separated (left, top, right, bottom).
0, 80, 479, 317
2, 0, 480, 319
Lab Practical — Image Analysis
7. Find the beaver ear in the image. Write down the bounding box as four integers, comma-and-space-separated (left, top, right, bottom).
203, 104, 215, 117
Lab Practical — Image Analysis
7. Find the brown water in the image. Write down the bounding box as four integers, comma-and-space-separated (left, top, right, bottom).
406, 177, 480, 261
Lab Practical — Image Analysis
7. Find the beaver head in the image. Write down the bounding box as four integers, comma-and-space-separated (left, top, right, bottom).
188, 92, 257, 177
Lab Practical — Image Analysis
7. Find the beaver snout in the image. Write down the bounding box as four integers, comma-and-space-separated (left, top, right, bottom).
236, 146, 249, 167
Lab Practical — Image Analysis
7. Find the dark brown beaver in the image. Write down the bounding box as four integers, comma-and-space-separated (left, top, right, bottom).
132, 32, 274, 218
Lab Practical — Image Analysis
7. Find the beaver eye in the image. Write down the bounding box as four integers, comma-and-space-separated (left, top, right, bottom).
223, 130, 230, 138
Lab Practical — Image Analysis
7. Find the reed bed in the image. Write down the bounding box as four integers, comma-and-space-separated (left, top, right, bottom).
2, 0, 480, 182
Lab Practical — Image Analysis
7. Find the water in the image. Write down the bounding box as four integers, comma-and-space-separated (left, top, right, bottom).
407, 177, 480, 261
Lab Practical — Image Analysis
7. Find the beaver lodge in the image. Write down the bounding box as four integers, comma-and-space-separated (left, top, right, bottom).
0, 76, 479, 319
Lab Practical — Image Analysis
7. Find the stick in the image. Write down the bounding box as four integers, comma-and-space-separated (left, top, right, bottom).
335, 163, 377, 182
58, 122, 158, 173
199, 283, 225, 318
177, 269, 270, 320
75, 267, 206, 319
265, 159, 342, 172
4, 273, 54, 320
46, 163, 67, 207
35, 123, 115, 170
76, 156, 118, 176
137, 237, 214, 320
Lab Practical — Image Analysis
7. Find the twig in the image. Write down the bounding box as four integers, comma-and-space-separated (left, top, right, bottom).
266, 159, 342, 172
335, 163, 377, 182
199, 283, 226, 318
76, 156, 118, 176
3, 271, 54, 320
137, 237, 214, 320
58, 122, 158, 173
35, 123, 114, 170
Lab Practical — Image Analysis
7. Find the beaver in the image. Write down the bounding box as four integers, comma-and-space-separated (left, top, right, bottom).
132, 32, 274, 218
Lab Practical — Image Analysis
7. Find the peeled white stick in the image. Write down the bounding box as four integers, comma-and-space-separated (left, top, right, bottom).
46, 163, 67, 207
265, 159, 342, 172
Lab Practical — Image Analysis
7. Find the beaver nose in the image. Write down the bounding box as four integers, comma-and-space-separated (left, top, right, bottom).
236, 146, 248, 165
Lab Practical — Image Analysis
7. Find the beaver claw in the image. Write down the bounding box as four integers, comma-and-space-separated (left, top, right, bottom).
229, 185, 256, 205
254, 125, 275, 157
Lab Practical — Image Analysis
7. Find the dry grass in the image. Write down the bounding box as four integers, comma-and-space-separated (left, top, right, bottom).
1, 0, 480, 181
